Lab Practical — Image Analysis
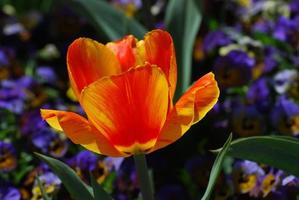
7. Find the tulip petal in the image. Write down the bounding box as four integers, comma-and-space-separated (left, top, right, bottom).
106, 35, 137, 71
81, 64, 169, 154
67, 38, 121, 99
153, 72, 220, 151
40, 109, 124, 157
143, 29, 177, 98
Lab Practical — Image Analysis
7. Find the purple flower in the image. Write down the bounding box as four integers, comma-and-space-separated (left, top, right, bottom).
232, 160, 264, 195
68, 150, 98, 171
36, 66, 57, 83
260, 171, 283, 197
282, 175, 299, 186
0, 182, 21, 200
273, 17, 293, 41
273, 69, 298, 94
0, 47, 15, 67
289, 0, 299, 13
247, 78, 272, 112
252, 20, 273, 33
213, 50, 255, 88
31, 128, 68, 158
38, 172, 61, 186
0, 50, 9, 67
263, 46, 278, 73
115, 159, 138, 197
0, 141, 17, 172
0, 100, 24, 114
232, 104, 265, 137
203, 30, 232, 53
32, 172, 61, 199
21, 110, 46, 136
68, 151, 123, 184
281, 175, 299, 199
113, 0, 142, 8
0, 76, 35, 114
112, 0, 142, 16
292, 56, 299, 68
271, 97, 299, 136
154, 21, 165, 30
273, 16, 299, 49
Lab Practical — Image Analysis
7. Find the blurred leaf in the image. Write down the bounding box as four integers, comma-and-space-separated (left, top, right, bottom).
25, 59, 36, 77
228, 136, 299, 177
37, 176, 52, 200
253, 32, 294, 54
90, 174, 112, 200
208, 18, 219, 31
0, 0, 54, 14
165, 0, 202, 99
179, 169, 197, 199
44, 88, 59, 98
14, 155, 34, 184
70, 0, 147, 40
201, 133, 232, 200
35, 153, 94, 200
0, 109, 16, 139
101, 172, 116, 194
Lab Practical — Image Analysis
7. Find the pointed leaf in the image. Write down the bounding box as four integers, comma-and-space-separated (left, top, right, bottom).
70, 0, 147, 40
90, 173, 112, 200
228, 136, 299, 177
35, 153, 94, 200
201, 133, 232, 200
165, 0, 202, 99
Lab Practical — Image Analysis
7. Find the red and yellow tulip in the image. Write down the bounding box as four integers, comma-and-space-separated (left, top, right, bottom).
41, 30, 219, 157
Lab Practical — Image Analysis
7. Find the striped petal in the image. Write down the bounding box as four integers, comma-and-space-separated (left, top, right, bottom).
67, 38, 121, 99
142, 29, 177, 98
106, 35, 137, 71
153, 72, 220, 151
40, 109, 124, 157
81, 64, 169, 155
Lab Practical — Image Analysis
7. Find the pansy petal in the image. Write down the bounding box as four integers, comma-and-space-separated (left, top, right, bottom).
81, 64, 169, 154
67, 38, 121, 98
143, 29, 177, 98
153, 72, 219, 151
40, 109, 124, 157
106, 35, 137, 71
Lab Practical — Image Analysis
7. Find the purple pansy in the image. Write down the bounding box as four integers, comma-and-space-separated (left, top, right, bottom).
213, 50, 255, 88
0, 182, 21, 200
271, 96, 299, 135
31, 128, 68, 158
203, 30, 232, 53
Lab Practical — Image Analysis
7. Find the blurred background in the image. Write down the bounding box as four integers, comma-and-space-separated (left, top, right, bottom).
0, 0, 299, 199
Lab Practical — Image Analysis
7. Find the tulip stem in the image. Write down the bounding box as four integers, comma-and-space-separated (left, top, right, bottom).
133, 154, 154, 200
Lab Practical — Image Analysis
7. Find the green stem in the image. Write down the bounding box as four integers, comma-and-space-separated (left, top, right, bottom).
133, 154, 154, 200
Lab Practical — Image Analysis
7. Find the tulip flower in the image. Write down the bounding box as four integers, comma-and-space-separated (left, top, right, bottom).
41, 29, 219, 157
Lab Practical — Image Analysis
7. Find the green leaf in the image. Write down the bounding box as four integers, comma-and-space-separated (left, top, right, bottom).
35, 153, 94, 200
165, 0, 202, 99
252, 32, 294, 54
90, 173, 112, 200
70, 0, 147, 40
0, 0, 54, 14
101, 172, 116, 194
228, 136, 299, 177
201, 133, 232, 200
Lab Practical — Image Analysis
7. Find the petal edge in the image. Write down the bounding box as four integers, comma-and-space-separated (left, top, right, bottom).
153, 72, 220, 151
40, 109, 125, 157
